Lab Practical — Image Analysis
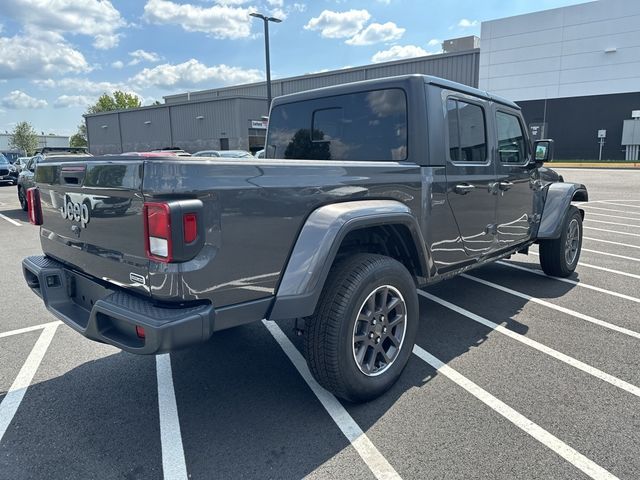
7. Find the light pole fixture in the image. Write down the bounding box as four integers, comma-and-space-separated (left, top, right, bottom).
250, 12, 282, 109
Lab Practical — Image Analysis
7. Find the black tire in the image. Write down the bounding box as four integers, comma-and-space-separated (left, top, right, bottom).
539, 206, 583, 277
18, 187, 28, 211
304, 253, 419, 403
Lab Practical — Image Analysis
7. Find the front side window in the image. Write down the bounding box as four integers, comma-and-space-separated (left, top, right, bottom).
447, 99, 487, 163
266, 88, 407, 161
496, 111, 528, 164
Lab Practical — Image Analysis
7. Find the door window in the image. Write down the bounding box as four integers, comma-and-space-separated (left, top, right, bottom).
496, 112, 528, 164
447, 99, 487, 163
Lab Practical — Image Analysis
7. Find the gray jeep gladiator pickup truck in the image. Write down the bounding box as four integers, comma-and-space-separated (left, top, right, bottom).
22, 75, 587, 402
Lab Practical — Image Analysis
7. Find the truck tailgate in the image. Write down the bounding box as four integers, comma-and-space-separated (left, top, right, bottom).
36, 160, 150, 297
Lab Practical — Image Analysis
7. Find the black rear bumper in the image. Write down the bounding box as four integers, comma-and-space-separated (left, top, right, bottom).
22, 255, 215, 354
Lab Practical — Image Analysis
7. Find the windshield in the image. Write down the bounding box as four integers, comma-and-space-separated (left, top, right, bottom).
0, 154, 9, 165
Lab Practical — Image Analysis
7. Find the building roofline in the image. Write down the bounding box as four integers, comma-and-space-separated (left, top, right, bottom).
162, 49, 480, 101
83, 95, 267, 118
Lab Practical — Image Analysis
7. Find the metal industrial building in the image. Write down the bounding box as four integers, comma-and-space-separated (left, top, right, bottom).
85, 47, 479, 155
1, 134, 69, 156
86, 0, 640, 160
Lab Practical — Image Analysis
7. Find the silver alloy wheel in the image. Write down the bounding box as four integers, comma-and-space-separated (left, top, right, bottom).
352, 285, 407, 377
565, 218, 580, 266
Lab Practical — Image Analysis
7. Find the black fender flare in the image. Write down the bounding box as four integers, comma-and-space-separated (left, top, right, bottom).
536, 182, 588, 240
268, 200, 430, 320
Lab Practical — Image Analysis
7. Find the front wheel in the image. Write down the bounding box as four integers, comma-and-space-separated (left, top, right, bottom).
539, 206, 583, 277
304, 254, 418, 403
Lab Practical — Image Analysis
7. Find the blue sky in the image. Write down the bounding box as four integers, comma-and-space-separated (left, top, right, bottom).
0, 0, 588, 137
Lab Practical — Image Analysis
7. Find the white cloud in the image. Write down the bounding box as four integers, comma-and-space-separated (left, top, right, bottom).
0, 0, 125, 49
1, 90, 47, 109
128, 49, 162, 66
112, 60, 125, 69
0, 30, 91, 79
427, 38, 441, 47
130, 59, 263, 89
458, 18, 479, 28
53, 94, 95, 108
292, 3, 306, 13
304, 9, 371, 39
371, 44, 430, 63
346, 21, 404, 46
143, 0, 253, 39
32, 77, 131, 95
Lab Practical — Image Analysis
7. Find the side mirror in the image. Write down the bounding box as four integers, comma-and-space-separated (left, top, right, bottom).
534, 139, 554, 165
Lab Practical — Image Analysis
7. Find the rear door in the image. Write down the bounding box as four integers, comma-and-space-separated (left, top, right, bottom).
445, 96, 498, 259
494, 109, 536, 249
36, 159, 150, 297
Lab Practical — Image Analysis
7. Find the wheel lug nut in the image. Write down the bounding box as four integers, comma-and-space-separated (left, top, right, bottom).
382, 327, 387, 333
371, 319, 376, 325
369, 332, 374, 339
375, 337, 380, 344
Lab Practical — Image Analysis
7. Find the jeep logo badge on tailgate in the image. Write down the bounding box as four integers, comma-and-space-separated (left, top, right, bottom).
61, 198, 90, 228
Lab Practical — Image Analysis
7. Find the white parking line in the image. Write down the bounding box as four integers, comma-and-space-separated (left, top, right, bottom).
156, 354, 188, 480
584, 226, 640, 238
0, 213, 21, 227
417, 291, 640, 399
0, 321, 62, 339
499, 258, 640, 290
529, 250, 640, 280
584, 237, 640, 250
262, 319, 401, 480
601, 202, 640, 209
586, 212, 640, 222
582, 248, 640, 263
460, 274, 640, 339
586, 219, 640, 229
0, 323, 59, 443
412, 346, 618, 480
582, 205, 640, 216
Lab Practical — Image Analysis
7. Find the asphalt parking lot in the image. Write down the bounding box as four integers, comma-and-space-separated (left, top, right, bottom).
0, 168, 639, 480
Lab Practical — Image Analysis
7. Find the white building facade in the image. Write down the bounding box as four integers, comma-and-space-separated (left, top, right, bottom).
480, 0, 640, 160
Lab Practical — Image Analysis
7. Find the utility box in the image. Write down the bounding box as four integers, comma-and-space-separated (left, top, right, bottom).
622, 117, 640, 161
442, 36, 480, 54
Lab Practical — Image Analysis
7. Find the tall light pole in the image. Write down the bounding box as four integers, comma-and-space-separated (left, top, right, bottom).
250, 12, 281, 109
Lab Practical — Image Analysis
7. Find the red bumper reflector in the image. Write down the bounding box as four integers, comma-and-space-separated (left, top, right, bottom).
135, 325, 146, 339
183, 213, 197, 244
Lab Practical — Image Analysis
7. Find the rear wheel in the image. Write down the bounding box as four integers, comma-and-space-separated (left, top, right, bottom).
304, 254, 418, 403
539, 206, 582, 277
18, 187, 27, 211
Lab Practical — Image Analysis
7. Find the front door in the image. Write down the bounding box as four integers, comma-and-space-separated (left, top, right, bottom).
494, 109, 536, 249
445, 97, 498, 261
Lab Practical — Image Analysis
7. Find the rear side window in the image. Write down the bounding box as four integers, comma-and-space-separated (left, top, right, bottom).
266, 89, 407, 161
496, 111, 528, 164
447, 99, 487, 163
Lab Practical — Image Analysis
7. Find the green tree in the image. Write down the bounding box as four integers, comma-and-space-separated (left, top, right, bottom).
69, 123, 87, 147
86, 90, 142, 114
9, 121, 39, 155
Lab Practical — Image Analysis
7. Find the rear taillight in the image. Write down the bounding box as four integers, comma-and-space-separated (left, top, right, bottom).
27, 188, 43, 225
144, 202, 172, 262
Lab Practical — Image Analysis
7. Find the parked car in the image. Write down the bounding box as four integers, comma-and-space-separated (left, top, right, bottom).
15, 157, 32, 173
193, 150, 253, 158
17, 148, 92, 210
1, 152, 20, 164
149, 147, 191, 157
254, 149, 265, 159
0, 153, 18, 185
22, 74, 587, 402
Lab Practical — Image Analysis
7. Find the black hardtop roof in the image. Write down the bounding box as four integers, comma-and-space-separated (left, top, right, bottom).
271, 74, 520, 110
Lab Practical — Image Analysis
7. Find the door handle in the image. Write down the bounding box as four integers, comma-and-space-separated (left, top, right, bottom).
499, 181, 514, 191
454, 184, 475, 195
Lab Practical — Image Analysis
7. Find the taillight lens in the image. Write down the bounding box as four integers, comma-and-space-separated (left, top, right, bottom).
144, 203, 172, 262
183, 213, 197, 244
27, 188, 43, 225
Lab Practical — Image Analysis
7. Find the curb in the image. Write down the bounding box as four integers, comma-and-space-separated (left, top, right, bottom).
549, 162, 640, 169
